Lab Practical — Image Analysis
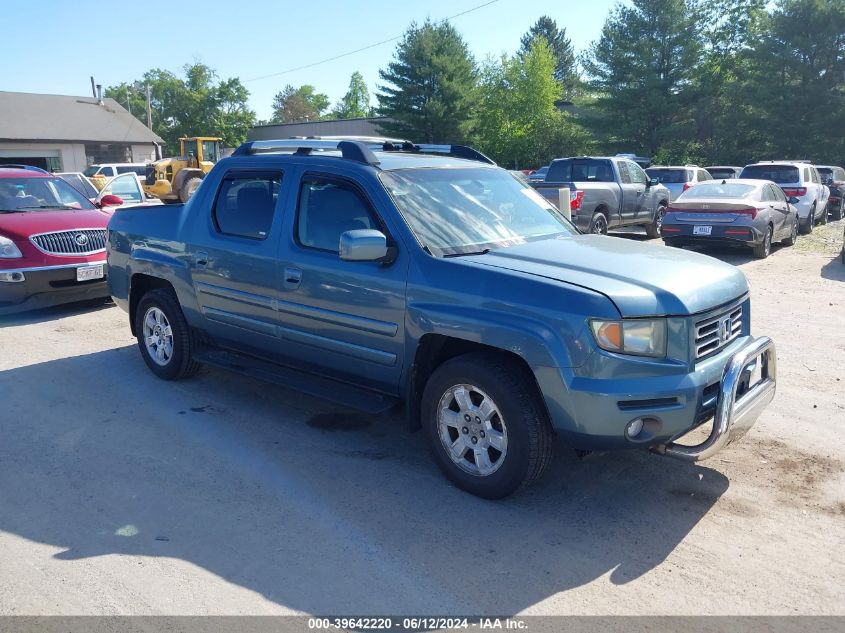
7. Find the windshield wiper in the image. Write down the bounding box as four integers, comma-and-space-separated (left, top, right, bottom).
15, 204, 81, 210
443, 248, 491, 258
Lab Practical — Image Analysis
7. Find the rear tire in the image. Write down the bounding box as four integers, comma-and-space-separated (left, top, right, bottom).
820, 204, 828, 225
180, 177, 203, 203
645, 203, 666, 238
589, 211, 609, 235
135, 288, 201, 380
831, 205, 843, 221
422, 352, 554, 499
800, 205, 815, 235
753, 226, 773, 259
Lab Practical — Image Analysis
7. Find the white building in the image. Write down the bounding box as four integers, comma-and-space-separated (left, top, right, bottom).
0, 91, 163, 172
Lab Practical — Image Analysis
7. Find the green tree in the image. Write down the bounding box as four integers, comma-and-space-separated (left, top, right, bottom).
376, 20, 478, 142
519, 16, 578, 97
741, 0, 845, 163
330, 71, 372, 119
581, 0, 703, 156
105, 63, 255, 155
270, 84, 330, 123
474, 38, 592, 168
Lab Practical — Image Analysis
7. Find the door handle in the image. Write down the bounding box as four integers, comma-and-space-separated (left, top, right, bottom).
284, 267, 302, 289
195, 251, 208, 267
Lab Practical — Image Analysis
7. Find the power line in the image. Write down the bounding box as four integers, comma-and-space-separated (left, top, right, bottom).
244, 0, 501, 83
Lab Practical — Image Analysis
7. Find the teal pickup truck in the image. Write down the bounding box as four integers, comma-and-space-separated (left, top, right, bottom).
107, 138, 777, 499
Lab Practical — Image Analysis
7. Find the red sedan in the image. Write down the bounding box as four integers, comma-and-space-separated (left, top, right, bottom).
0, 165, 123, 315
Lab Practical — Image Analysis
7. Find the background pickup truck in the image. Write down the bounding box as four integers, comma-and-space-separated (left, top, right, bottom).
533, 156, 670, 236
107, 138, 776, 499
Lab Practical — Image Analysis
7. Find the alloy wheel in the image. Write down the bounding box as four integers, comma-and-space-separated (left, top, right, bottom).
143, 306, 174, 366
437, 384, 508, 477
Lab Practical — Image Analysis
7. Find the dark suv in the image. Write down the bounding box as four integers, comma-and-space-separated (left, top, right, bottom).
817, 165, 845, 221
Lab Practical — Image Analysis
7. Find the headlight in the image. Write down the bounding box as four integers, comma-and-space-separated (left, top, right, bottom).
0, 235, 22, 259
590, 318, 667, 357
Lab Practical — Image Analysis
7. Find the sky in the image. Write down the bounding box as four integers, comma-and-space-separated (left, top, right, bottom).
0, 0, 618, 121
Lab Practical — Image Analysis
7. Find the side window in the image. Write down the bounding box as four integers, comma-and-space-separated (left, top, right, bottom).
803, 167, 810, 182
617, 161, 631, 184
836, 168, 845, 180
628, 162, 647, 185
772, 186, 787, 203
763, 185, 777, 202
698, 170, 710, 181
296, 177, 376, 252
213, 172, 281, 240
102, 167, 115, 177
101, 174, 143, 204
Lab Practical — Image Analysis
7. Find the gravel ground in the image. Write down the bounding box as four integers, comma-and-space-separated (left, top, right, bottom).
0, 225, 843, 616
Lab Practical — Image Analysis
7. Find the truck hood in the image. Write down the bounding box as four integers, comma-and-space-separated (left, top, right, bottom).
0, 208, 110, 240
464, 235, 748, 317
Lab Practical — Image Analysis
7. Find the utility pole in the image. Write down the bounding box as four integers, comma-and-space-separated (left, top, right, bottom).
145, 83, 153, 130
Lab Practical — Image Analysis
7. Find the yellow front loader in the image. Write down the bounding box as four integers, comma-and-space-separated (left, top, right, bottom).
143, 137, 222, 203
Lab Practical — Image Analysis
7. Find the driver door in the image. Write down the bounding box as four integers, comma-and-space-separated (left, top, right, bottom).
96, 173, 147, 211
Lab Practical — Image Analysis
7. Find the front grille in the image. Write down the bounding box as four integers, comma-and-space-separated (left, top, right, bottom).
30, 229, 107, 256
695, 304, 743, 359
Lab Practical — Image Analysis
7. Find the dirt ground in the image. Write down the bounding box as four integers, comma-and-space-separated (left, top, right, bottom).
0, 222, 843, 616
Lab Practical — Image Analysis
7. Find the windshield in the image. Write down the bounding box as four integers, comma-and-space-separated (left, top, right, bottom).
679, 183, 756, 199
182, 139, 198, 158
646, 168, 691, 184
740, 165, 800, 184
58, 173, 98, 198
379, 167, 577, 257
0, 176, 96, 212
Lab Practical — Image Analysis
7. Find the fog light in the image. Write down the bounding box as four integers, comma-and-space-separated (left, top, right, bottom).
626, 418, 644, 439
0, 271, 25, 283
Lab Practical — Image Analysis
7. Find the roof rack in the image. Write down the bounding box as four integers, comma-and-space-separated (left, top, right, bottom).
0, 164, 51, 174
231, 137, 496, 166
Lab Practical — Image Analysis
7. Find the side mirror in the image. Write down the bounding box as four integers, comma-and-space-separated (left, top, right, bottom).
339, 229, 394, 262
788, 196, 800, 205
647, 177, 660, 187
98, 194, 124, 208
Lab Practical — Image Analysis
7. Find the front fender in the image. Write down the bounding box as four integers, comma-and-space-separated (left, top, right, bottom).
405, 303, 591, 370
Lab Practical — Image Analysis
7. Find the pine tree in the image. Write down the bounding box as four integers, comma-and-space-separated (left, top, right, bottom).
376, 20, 477, 143
519, 16, 578, 97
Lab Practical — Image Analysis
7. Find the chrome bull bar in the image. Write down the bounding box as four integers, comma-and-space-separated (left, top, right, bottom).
653, 336, 776, 461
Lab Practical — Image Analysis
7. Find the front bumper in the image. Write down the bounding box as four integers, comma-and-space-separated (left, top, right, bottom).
653, 336, 776, 461
537, 334, 776, 459
0, 264, 109, 316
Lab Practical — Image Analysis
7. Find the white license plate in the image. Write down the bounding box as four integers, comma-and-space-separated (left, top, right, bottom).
693, 225, 713, 236
76, 264, 104, 282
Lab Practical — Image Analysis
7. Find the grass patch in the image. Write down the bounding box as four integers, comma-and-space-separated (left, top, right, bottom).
794, 217, 845, 255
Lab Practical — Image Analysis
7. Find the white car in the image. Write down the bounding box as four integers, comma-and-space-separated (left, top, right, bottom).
96, 172, 162, 213
645, 165, 713, 201
740, 161, 830, 234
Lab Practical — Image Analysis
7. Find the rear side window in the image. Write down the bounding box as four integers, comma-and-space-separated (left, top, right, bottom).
740, 165, 800, 184
547, 159, 615, 183
213, 171, 281, 240
698, 170, 711, 181
617, 161, 631, 184
296, 177, 376, 252
101, 167, 115, 177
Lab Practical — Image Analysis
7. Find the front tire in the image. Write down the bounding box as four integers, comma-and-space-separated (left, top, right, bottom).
782, 217, 798, 246
754, 226, 773, 259
135, 288, 201, 380
645, 204, 666, 238
422, 352, 554, 499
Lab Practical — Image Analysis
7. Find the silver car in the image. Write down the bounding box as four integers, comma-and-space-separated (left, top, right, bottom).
661, 179, 799, 259
646, 165, 713, 201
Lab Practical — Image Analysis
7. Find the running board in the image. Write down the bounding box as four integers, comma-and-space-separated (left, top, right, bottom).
194, 348, 399, 415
